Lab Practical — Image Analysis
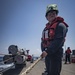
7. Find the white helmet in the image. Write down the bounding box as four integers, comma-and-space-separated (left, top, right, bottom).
46, 4, 59, 16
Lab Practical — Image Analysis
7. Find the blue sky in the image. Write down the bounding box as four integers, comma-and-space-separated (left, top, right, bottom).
0, 0, 75, 56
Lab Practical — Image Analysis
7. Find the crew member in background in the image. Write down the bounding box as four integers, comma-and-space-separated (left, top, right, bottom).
41, 4, 68, 75
30, 54, 34, 63
65, 47, 71, 64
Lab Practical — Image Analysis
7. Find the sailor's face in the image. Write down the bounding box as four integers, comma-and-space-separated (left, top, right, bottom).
46, 11, 57, 22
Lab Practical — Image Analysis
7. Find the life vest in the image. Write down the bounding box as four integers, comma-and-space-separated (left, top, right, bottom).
41, 17, 68, 48
66, 49, 71, 54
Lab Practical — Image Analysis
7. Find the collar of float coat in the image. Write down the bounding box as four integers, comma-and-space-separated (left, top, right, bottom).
46, 16, 69, 29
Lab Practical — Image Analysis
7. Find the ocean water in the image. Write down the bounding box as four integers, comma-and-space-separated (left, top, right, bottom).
0, 57, 3, 64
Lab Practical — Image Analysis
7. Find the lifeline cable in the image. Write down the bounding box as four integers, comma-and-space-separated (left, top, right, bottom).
0, 53, 13, 63
0, 57, 13, 63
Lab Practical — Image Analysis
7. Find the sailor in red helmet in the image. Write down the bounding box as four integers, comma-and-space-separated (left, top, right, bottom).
41, 4, 68, 75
